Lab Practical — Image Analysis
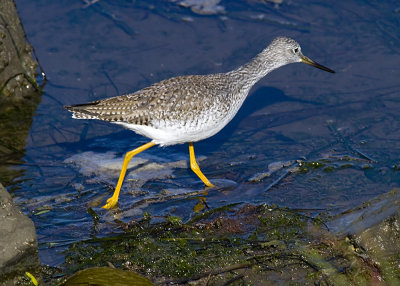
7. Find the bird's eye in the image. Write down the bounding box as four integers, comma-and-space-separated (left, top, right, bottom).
293, 47, 299, 54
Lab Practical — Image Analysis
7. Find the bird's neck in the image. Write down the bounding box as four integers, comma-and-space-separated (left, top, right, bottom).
227, 47, 284, 89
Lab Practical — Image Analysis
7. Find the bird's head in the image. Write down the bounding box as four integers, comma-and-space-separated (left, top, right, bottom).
269, 37, 335, 73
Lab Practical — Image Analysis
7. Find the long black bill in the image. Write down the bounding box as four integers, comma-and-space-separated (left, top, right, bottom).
301, 55, 335, 73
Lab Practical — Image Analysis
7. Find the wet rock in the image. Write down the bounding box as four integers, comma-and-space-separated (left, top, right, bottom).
327, 188, 400, 238
328, 188, 400, 282
0, 0, 40, 100
0, 183, 40, 285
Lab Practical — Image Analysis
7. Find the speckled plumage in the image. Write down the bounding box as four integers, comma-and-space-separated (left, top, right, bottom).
65, 37, 335, 209
65, 37, 334, 146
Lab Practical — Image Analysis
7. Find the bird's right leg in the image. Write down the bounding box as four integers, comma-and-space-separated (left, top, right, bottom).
102, 141, 156, 209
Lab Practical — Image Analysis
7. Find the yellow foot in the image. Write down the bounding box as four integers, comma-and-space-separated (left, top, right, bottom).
205, 181, 215, 188
102, 196, 118, 209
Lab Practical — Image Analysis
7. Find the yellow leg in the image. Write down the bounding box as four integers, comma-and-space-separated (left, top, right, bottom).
102, 141, 156, 209
189, 142, 214, 187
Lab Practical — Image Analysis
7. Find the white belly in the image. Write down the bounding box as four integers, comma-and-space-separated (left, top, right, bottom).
115, 118, 227, 146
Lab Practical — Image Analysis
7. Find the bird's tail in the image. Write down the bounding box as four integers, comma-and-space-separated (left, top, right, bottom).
64, 101, 102, 120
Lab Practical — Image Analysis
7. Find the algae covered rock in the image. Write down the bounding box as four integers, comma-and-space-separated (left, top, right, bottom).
328, 188, 400, 284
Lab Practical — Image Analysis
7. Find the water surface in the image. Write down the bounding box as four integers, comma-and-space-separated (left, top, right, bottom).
11, 0, 400, 265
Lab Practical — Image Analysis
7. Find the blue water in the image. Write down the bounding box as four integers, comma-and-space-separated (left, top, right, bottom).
11, 0, 400, 265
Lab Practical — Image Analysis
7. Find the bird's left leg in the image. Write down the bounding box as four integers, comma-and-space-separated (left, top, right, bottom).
188, 142, 214, 187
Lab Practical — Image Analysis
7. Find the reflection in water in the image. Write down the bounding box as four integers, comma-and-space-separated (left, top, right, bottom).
11, 0, 400, 265
0, 5, 43, 187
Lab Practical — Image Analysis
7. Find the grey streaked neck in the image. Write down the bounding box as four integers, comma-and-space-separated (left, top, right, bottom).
227, 45, 286, 88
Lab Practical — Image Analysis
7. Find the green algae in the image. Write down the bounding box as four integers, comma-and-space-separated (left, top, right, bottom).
295, 154, 378, 176
56, 203, 394, 285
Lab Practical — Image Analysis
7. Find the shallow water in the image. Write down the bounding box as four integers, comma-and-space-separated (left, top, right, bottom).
9, 0, 400, 265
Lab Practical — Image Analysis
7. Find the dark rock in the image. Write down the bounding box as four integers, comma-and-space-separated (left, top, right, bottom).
0, 0, 40, 101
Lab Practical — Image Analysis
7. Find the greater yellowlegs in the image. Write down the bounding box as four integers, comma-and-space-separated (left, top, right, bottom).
65, 37, 335, 209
